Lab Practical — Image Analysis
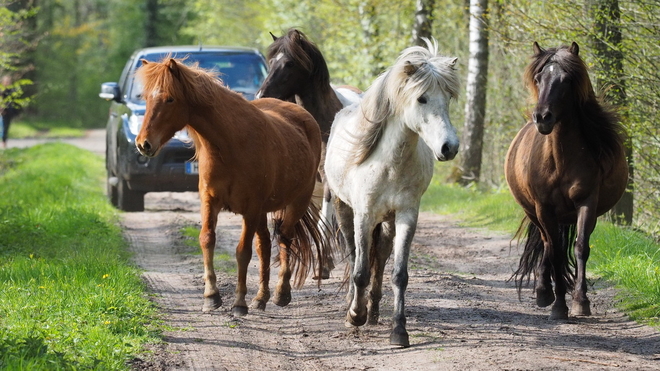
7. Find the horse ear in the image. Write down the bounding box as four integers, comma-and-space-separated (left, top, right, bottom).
403, 61, 419, 76
533, 42, 544, 55
141, 59, 149, 65
569, 42, 580, 56
167, 58, 181, 78
269, 32, 278, 41
448, 57, 458, 68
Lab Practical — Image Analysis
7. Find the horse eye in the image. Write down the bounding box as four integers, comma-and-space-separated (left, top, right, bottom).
166, 96, 174, 103
417, 96, 428, 104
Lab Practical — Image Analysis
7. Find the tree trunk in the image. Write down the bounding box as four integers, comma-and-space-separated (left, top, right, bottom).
145, 0, 159, 47
412, 0, 435, 46
590, 0, 633, 225
455, 0, 489, 185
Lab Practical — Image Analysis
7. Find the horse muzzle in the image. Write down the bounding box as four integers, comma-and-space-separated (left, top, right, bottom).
136, 139, 159, 157
435, 141, 459, 162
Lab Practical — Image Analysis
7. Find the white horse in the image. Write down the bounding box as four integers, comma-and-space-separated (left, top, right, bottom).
324, 39, 460, 347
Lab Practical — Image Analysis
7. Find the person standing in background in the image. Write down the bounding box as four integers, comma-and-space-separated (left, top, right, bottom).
1, 75, 19, 149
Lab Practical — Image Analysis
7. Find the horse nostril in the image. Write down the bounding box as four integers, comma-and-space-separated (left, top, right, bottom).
142, 140, 151, 153
441, 143, 450, 157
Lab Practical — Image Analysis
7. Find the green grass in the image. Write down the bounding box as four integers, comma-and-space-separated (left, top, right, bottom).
0, 143, 160, 370
6, 121, 86, 139
422, 174, 660, 327
180, 226, 236, 274
421, 177, 524, 234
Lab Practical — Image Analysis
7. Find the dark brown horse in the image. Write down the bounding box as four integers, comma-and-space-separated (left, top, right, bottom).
505, 42, 628, 320
135, 57, 332, 316
256, 28, 362, 278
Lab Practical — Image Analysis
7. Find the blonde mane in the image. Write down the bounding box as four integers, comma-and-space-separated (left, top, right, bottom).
354, 39, 460, 164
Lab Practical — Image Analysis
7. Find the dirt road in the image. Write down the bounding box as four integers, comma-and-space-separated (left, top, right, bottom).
124, 192, 659, 371
29, 131, 658, 370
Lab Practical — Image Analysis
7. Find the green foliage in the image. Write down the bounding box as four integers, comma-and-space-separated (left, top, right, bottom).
0, 143, 160, 370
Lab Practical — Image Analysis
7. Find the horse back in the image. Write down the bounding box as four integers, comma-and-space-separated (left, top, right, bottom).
252, 98, 322, 161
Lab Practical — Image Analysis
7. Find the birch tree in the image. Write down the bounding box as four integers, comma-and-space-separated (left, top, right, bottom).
412, 0, 435, 46
455, 0, 489, 185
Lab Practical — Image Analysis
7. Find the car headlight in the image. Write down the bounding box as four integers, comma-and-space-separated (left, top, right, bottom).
128, 114, 144, 135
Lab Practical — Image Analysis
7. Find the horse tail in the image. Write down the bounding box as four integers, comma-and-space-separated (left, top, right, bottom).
510, 218, 577, 297
272, 202, 339, 289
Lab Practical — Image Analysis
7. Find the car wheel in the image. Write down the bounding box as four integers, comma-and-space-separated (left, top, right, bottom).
117, 177, 145, 212
107, 170, 119, 207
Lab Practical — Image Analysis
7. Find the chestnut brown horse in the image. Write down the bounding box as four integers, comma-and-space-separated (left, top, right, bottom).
135, 57, 332, 316
505, 42, 628, 320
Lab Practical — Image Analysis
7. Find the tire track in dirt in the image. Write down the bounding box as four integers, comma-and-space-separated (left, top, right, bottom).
125, 192, 660, 371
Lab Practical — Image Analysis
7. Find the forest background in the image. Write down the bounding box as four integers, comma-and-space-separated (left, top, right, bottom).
2, 0, 659, 235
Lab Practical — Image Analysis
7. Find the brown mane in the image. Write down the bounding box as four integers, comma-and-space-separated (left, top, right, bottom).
523, 45, 625, 166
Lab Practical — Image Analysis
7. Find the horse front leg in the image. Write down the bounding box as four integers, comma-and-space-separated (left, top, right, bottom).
200, 202, 221, 312
537, 206, 568, 320
347, 213, 374, 327
251, 214, 271, 311
530, 211, 555, 308
389, 211, 417, 348
572, 204, 597, 316
232, 216, 258, 316
368, 220, 395, 325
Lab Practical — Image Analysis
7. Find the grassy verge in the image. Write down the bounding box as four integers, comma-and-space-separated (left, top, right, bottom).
7, 121, 86, 139
0, 143, 159, 370
422, 175, 660, 327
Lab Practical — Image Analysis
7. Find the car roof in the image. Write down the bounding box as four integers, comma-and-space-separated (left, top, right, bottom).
132, 45, 262, 57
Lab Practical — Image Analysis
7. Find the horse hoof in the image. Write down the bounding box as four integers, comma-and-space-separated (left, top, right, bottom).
202, 293, 222, 312
549, 306, 569, 320
232, 305, 249, 317
571, 300, 591, 316
347, 310, 367, 327
536, 288, 555, 308
273, 292, 291, 307
390, 328, 410, 348
251, 299, 267, 311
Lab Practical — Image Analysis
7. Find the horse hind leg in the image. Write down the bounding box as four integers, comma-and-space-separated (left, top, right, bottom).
367, 220, 395, 325
272, 201, 310, 307
250, 214, 271, 311
314, 183, 336, 279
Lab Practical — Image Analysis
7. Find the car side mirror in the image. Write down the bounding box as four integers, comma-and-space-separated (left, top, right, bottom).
99, 82, 122, 102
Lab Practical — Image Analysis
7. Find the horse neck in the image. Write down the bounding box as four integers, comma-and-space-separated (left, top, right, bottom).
187, 91, 256, 156
374, 116, 422, 163
296, 83, 343, 141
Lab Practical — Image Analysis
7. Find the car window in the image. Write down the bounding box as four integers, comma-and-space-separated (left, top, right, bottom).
127, 51, 267, 103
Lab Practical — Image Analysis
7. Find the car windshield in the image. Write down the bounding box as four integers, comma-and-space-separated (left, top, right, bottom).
129, 51, 267, 102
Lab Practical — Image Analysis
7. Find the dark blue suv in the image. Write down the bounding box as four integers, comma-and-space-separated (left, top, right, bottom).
99, 46, 268, 211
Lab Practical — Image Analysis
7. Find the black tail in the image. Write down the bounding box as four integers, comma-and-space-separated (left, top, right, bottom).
272, 202, 339, 289
509, 218, 576, 298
